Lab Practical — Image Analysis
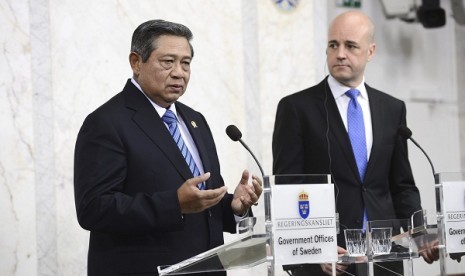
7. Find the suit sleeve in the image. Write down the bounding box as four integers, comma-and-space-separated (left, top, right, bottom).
272, 97, 306, 174
389, 102, 422, 220
74, 111, 184, 234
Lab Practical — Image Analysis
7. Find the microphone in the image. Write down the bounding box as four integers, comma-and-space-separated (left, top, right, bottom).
398, 128, 465, 262
397, 125, 436, 175
226, 125, 265, 177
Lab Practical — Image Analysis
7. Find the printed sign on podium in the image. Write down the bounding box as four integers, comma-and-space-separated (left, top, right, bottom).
271, 182, 337, 265
442, 181, 465, 254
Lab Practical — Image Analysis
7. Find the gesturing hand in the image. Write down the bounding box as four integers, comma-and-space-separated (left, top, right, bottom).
177, 173, 227, 214
231, 170, 263, 216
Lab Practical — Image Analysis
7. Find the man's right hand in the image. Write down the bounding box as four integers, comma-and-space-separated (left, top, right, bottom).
177, 173, 228, 213
320, 246, 348, 276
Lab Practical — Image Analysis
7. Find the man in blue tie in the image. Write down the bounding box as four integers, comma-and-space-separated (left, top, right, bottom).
74, 20, 262, 276
272, 10, 438, 275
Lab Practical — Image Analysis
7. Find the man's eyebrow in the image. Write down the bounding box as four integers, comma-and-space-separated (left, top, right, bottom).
159, 54, 191, 59
345, 40, 358, 45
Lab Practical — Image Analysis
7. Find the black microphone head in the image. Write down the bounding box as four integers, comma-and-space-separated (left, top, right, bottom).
398, 125, 412, 139
226, 125, 242, 141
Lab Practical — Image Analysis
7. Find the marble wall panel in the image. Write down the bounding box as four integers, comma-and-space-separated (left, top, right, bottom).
256, 0, 316, 176
1, 0, 36, 275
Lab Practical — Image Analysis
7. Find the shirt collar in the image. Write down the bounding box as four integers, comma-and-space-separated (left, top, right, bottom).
327, 75, 368, 100
131, 77, 178, 119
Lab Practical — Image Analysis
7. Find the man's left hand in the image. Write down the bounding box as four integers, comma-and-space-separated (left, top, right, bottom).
231, 170, 263, 216
419, 238, 440, 264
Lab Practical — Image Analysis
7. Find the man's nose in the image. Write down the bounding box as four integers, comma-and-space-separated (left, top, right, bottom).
336, 46, 346, 59
170, 62, 184, 77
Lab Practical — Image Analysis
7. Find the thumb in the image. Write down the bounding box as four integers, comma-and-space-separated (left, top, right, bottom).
192, 172, 210, 186
240, 169, 250, 185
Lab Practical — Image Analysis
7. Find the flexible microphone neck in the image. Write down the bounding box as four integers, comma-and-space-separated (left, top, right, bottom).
408, 136, 436, 175
226, 125, 265, 177
398, 125, 436, 176
238, 139, 265, 177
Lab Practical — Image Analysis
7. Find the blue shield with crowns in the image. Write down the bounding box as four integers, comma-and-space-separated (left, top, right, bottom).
298, 191, 310, 219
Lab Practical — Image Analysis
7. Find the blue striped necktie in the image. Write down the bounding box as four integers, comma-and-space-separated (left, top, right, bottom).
346, 89, 368, 229
162, 109, 205, 190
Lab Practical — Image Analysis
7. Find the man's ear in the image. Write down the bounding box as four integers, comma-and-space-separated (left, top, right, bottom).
367, 43, 376, 62
129, 52, 142, 77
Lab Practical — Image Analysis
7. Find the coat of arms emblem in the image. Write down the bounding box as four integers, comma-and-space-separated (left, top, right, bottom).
298, 191, 309, 219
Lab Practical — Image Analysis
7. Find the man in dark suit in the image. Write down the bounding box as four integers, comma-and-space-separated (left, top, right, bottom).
74, 19, 262, 276
272, 11, 436, 275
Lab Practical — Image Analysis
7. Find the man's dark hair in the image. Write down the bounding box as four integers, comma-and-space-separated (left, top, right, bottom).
131, 19, 194, 62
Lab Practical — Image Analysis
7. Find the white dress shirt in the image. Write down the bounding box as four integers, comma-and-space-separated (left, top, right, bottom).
328, 75, 373, 159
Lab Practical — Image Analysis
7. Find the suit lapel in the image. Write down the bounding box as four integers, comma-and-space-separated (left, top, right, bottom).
122, 81, 193, 181
176, 103, 212, 182
364, 85, 383, 184
176, 103, 211, 172
314, 80, 362, 182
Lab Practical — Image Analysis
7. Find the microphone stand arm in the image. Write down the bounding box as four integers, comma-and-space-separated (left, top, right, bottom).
238, 138, 265, 177
409, 137, 436, 176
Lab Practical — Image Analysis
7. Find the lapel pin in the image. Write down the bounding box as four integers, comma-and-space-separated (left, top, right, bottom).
191, 121, 198, 128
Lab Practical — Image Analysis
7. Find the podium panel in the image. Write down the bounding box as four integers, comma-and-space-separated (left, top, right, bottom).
157, 234, 268, 275
270, 178, 337, 265
435, 172, 465, 275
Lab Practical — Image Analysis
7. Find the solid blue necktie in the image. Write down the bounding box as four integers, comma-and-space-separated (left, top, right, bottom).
162, 109, 205, 190
346, 89, 368, 229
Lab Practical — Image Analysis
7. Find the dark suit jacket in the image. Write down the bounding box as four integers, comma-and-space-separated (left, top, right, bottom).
74, 80, 236, 276
272, 77, 422, 275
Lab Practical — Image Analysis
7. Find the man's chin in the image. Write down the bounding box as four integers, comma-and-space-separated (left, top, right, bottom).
332, 75, 357, 87
332, 74, 350, 82
164, 94, 183, 105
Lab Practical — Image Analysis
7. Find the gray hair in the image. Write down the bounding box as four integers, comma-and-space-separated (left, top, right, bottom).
131, 19, 194, 62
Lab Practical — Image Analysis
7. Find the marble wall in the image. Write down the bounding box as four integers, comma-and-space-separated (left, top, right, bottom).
0, 0, 463, 275
1, 0, 37, 275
